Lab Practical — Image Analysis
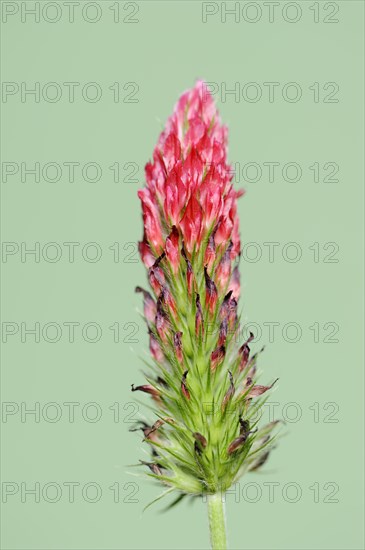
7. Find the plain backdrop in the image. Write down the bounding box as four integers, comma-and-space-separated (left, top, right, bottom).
1, 1, 364, 549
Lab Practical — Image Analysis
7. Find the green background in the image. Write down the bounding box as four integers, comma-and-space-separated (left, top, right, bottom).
1, 1, 364, 549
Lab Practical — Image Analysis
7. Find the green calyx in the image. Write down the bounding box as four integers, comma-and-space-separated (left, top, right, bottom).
132, 232, 280, 501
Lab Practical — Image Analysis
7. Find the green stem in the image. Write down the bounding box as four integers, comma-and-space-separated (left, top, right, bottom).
207, 493, 227, 550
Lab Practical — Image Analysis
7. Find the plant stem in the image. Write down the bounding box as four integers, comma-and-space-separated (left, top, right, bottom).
207, 492, 227, 550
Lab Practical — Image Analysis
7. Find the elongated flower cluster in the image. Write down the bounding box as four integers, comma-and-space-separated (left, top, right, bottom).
133, 81, 279, 500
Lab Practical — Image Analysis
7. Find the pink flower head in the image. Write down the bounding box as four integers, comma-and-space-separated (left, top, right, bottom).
138, 80, 243, 263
